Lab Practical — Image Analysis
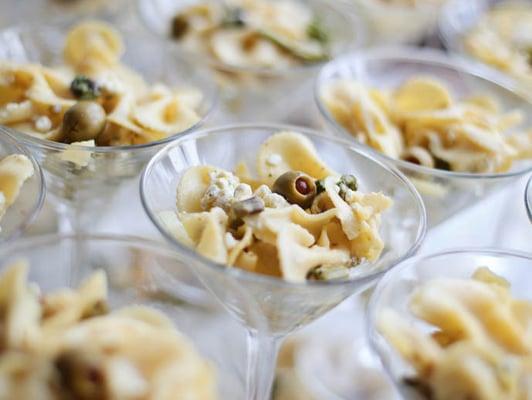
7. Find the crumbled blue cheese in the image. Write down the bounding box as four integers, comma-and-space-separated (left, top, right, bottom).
34, 116, 52, 133
200, 170, 251, 211
254, 184, 289, 208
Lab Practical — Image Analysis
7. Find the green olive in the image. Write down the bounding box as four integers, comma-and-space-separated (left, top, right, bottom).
55, 350, 106, 399
61, 101, 106, 144
272, 171, 317, 208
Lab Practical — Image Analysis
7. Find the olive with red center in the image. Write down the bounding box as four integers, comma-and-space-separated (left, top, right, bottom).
272, 171, 317, 208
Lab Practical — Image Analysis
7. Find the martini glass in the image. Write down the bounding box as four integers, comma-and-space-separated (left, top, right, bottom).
137, 0, 364, 124
526, 175, 532, 223
368, 248, 532, 399
0, 23, 217, 232
0, 232, 246, 398
316, 47, 532, 227
140, 124, 427, 399
439, 0, 532, 100
0, 130, 45, 242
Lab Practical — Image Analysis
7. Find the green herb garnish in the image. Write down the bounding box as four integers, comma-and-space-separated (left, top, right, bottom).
306, 17, 329, 44
339, 174, 358, 192
316, 178, 326, 194
70, 76, 100, 100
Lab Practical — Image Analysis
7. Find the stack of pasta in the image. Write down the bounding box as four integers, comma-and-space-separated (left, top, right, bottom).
322, 77, 532, 173
0, 21, 203, 146
164, 131, 392, 282
0, 261, 217, 399
379, 267, 532, 400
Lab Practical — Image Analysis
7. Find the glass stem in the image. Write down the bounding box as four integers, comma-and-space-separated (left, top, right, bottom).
245, 329, 282, 400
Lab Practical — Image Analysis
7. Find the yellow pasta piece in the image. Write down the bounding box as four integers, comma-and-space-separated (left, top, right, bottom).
256, 131, 334, 185
176, 165, 218, 213
64, 21, 124, 71
393, 77, 453, 114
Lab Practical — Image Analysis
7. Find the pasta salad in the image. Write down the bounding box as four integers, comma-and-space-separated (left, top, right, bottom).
0, 261, 217, 399
0, 154, 34, 228
378, 267, 532, 399
0, 21, 203, 146
321, 76, 532, 173
464, 2, 532, 90
169, 0, 330, 69
162, 131, 392, 282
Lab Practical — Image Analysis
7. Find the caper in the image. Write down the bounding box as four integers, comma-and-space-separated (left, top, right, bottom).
272, 171, 316, 208
171, 14, 190, 39
55, 350, 107, 400
339, 174, 358, 192
61, 101, 106, 144
70, 75, 100, 100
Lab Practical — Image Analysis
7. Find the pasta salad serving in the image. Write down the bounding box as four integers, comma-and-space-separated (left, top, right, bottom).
378, 267, 532, 400
463, 2, 532, 89
0, 21, 204, 147
161, 130, 392, 283
321, 76, 532, 173
0, 261, 217, 399
0, 154, 34, 229
168, 0, 331, 69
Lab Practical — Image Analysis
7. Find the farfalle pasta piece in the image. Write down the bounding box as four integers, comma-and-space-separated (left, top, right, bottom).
378, 267, 532, 400
0, 154, 34, 223
257, 130, 334, 185
64, 20, 124, 72
171, 131, 392, 282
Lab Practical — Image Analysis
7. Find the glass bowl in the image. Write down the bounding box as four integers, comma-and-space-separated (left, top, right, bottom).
316, 46, 532, 227
140, 123, 426, 399
0, 233, 246, 399
0, 128, 45, 242
526, 175, 532, 223
341, 0, 447, 45
137, 0, 364, 122
367, 247, 532, 399
439, 0, 532, 100
0, 23, 217, 231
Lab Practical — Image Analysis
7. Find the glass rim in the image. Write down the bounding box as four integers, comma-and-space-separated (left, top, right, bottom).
0, 24, 219, 154
0, 129, 45, 243
525, 175, 532, 223
140, 122, 428, 289
366, 246, 532, 390
315, 45, 532, 180
137, 0, 366, 77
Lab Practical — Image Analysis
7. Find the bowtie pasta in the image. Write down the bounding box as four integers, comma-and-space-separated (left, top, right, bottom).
0, 261, 217, 399
0, 154, 34, 228
162, 131, 392, 282
0, 21, 203, 146
464, 2, 532, 91
169, 0, 330, 69
321, 77, 532, 173
378, 267, 532, 400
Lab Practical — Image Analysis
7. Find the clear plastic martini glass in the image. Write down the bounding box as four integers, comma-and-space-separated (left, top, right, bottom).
140, 123, 427, 400
368, 248, 532, 399
0, 23, 217, 232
